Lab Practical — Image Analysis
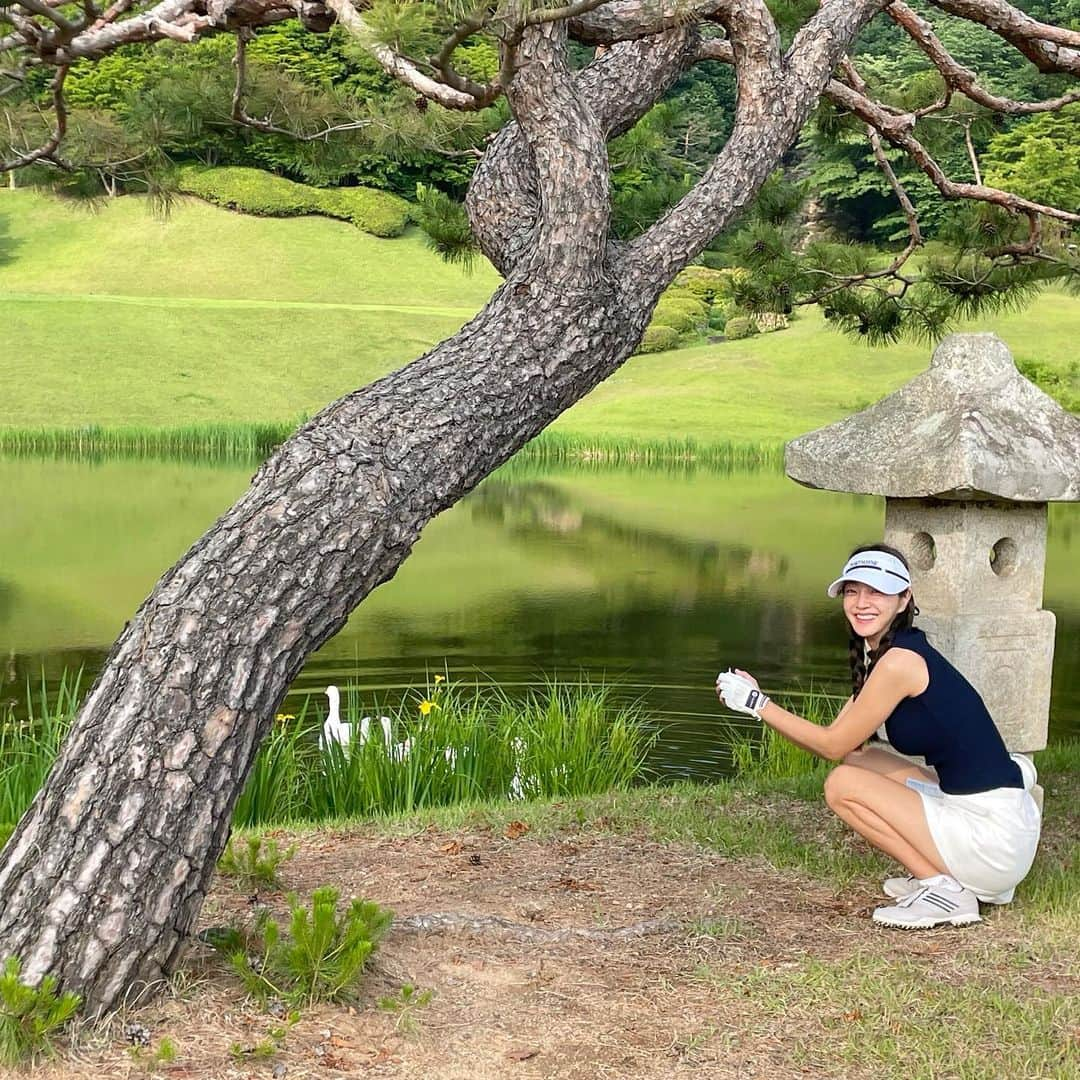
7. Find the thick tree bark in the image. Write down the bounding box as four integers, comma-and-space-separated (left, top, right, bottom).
0, 1, 889, 1015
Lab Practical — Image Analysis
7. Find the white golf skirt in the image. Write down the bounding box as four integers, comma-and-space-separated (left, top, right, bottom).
906, 755, 1042, 900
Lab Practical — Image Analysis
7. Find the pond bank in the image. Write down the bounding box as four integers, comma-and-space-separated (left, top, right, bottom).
28, 752, 1080, 1080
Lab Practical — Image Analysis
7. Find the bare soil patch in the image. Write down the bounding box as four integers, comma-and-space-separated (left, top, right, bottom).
23, 821, 1074, 1080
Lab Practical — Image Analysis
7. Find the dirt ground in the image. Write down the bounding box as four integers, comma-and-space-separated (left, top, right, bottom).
21, 821, 1073, 1080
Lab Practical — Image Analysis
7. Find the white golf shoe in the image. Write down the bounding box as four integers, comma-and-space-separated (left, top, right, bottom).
873, 875, 981, 929
882, 874, 1014, 905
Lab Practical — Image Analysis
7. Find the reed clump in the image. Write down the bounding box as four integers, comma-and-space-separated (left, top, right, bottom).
0, 422, 297, 464
235, 678, 655, 826
0, 674, 656, 835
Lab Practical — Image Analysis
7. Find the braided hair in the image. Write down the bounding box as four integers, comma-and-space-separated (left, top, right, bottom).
845, 543, 916, 699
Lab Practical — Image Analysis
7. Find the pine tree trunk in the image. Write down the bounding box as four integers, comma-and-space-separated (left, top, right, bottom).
0, 272, 659, 1015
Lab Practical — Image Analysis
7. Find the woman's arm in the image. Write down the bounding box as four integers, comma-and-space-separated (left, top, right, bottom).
755, 652, 927, 761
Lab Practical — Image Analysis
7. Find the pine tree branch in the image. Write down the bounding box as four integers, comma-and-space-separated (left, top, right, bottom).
889, 1, 1080, 115
229, 30, 370, 139
466, 27, 698, 275
504, 20, 610, 286
0, 62, 67, 172
824, 77, 1080, 226
570, 0, 725, 46
319, 0, 485, 110
627, 0, 889, 289
928, 0, 1080, 77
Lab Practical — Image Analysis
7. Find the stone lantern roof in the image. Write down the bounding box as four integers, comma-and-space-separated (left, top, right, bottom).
786, 333, 1080, 502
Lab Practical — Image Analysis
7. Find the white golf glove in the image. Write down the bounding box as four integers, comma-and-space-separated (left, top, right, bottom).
716, 670, 771, 719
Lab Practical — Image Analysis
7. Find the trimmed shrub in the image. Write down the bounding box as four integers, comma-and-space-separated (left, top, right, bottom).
708, 298, 735, 329
650, 304, 698, 333
318, 187, 411, 238
176, 166, 411, 238
176, 165, 314, 217
661, 295, 709, 320
724, 316, 758, 340
636, 325, 680, 353
674, 266, 733, 304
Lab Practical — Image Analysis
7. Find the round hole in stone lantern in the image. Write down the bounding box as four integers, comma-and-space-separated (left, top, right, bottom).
990, 537, 1018, 578
910, 531, 936, 571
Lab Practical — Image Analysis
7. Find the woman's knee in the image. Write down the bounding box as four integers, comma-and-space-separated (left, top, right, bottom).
823, 764, 857, 808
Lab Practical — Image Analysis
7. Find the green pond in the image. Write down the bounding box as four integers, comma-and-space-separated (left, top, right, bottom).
1, 456, 1077, 780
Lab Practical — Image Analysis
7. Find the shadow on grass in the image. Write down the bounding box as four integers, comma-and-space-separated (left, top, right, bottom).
0, 207, 18, 267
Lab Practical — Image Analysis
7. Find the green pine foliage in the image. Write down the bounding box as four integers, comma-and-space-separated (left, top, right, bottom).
215, 888, 392, 1006
218, 835, 298, 891
0, 957, 81, 1065
175, 166, 411, 237
414, 182, 478, 267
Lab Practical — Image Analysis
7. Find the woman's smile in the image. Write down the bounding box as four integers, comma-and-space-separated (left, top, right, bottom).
843, 583, 907, 646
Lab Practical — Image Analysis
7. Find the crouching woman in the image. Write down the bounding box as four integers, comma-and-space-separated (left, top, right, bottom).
717, 544, 1042, 929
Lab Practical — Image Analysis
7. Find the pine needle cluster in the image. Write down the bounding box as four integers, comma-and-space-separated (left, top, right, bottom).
210, 888, 393, 1007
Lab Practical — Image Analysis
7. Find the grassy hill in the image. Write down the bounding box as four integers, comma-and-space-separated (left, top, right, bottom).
2, 188, 1078, 441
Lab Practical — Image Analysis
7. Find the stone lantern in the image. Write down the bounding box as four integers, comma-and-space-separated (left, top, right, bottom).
785, 333, 1080, 754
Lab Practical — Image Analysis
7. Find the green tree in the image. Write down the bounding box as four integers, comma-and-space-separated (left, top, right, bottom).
984, 104, 1080, 212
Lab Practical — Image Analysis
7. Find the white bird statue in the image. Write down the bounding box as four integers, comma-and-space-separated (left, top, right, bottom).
322, 685, 353, 751
322, 685, 408, 760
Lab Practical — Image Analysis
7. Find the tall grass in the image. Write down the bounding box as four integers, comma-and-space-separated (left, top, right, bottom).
0, 423, 784, 475
0, 671, 81, 830
235, 678, 655, 826
0, 421, 298, 463
505, 430, 785, 476
0, 673, 656, 836
723, 688, 842, 784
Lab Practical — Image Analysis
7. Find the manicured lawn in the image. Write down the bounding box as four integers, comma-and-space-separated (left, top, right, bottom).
2, 187, 1078, 436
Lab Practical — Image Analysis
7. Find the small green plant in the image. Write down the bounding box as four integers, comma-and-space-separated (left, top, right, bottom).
378, 983, 434, 1032
0, 956, 82, 1065
127, 1035, 179, 1070
218, 834, 297, 890
229, 1012, 299, 1062
214, 888, 393, 1006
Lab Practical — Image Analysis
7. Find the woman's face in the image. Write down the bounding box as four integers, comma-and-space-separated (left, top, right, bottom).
842, 582, 910, 645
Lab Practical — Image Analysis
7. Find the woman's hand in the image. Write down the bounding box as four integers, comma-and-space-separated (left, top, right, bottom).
715, 668, 759, 697
733, 669, 759, 689
716, 670, 770, 718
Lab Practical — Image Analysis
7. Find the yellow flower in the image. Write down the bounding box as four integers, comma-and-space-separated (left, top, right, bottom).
434, 675, 445, 684
275, 713, 296, 723
418, 699, 438, 716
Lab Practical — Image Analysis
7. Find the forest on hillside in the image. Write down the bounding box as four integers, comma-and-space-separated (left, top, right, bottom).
5, 0, 1080, 247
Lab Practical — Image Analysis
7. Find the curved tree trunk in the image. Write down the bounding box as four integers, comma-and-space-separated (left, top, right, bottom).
0, 274, 655, 1014
0, 4, 883, 1015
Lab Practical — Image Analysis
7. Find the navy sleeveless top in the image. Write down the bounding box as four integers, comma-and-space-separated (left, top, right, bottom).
882, 628, 1023, 795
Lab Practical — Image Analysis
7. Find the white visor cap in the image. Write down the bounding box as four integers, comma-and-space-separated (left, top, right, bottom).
827, 550, 911, 598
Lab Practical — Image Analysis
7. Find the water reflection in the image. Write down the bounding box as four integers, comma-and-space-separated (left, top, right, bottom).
1, 457, 1077, 778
